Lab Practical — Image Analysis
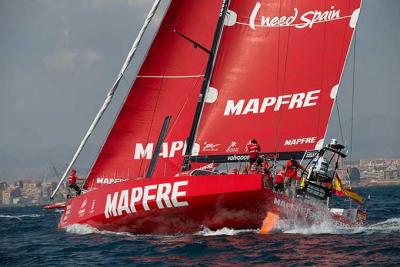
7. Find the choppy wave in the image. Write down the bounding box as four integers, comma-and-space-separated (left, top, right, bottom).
0, 214, 41, 221
352, 217, 400, 234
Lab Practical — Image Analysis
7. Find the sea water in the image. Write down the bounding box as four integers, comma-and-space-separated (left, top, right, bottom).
1, 185, 399, 266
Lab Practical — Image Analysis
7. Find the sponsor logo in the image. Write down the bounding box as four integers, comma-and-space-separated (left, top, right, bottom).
226, 141, 240, 153
284, 137, 317, 146
104, 181, 189, 219
97, 178, 129, 185
63, 204, 72, 222
273, 197, 311, 217
202, 142, 221, 152
89, 200, 96, 214
249, 2, 341, 30
78, 198, 87, 217
227, 154, 249, 161
134, 141, 200, 160
224, 90, 320, 116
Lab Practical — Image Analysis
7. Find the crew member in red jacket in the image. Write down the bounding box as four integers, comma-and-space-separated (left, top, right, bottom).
274, 167, 285, 193
284, 155, 305, 197
246, 139, 261, 164
68, 169, 82, 196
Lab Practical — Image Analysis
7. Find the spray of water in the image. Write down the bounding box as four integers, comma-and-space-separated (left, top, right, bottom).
195, 227, 258, 236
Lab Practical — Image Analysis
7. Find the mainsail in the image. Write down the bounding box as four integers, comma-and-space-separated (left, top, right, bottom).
194, 0, 362, 161
84, 1, 222, 190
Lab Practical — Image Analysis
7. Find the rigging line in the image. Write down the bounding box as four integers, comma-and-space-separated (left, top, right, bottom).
138, 47, 172, 177
350, 29, 357, 165
121, 73, 130, 85
50, 0, 163, 199
273, 0, 283, 154
332, 2, 352, 148
335, 98, 345, 144
315, 0, 329, 143
164, 67, 205, 141
85, 0, 174, 185
274, 0, 293, 155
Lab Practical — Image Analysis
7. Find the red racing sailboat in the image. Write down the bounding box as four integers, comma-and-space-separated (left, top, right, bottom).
52, 0, 366, 234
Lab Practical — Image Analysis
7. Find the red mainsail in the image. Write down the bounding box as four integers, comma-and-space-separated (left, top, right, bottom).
195, 0, 362, 160
84, 1, 222, 190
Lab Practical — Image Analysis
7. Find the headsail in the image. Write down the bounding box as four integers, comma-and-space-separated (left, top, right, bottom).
84, 1, 222, 190
194, 0, 362, 161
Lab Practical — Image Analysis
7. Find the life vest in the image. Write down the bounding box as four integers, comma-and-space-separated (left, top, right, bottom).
275, 170, 285, 184
246, 143, 260, 159
285, 160, 304, 179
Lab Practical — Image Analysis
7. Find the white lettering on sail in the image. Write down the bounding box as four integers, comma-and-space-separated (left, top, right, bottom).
284, 137, 317, 146
224, 100, 245, 116
134, 141, 200, 160
249, 2, 342, 30
104, 181, 189, 219
134, 143, 153, 159
224, 90, 320, 116
97, 178, 129, 185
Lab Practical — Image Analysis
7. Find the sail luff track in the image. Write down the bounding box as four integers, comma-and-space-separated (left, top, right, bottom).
51, 0, 162, 199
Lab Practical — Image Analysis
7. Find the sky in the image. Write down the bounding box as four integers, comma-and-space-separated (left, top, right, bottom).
0, 0, 399, 179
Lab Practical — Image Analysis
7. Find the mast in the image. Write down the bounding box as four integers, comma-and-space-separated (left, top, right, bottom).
182, 0, 230, 171
51, 0, 162, 199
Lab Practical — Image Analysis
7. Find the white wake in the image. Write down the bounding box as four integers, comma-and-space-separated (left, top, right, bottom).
278, 217, 400, 235
196, 227, 258, 236
64, 218, 400, 237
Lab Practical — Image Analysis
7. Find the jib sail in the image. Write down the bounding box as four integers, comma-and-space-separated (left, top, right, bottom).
193, 0, 362, 161
84, 1, 222, 190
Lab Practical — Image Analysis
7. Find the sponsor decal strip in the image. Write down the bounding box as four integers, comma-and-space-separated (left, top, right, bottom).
191, 151, 318, 163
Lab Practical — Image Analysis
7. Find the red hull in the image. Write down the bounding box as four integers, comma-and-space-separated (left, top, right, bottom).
59, 174, 359, 234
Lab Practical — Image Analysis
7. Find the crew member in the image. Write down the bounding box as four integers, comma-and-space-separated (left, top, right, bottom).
246, 139, 261, 164
274, 167, 285, 193
284, 155, 305, 197
68, 169, 82, 196
262, 156, 273, 189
